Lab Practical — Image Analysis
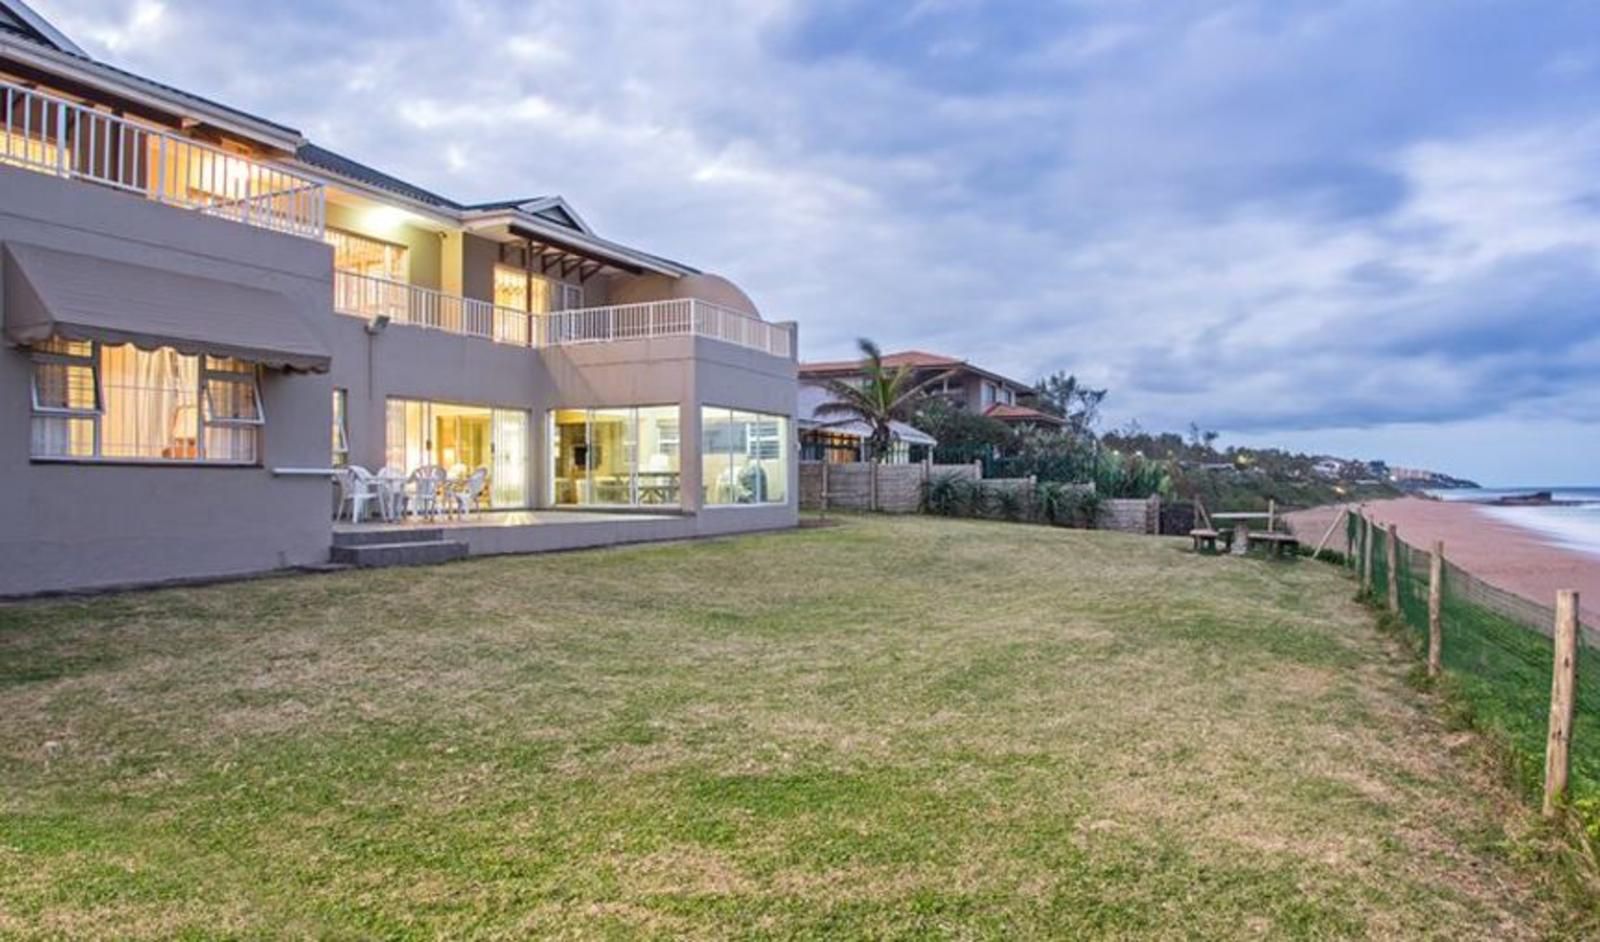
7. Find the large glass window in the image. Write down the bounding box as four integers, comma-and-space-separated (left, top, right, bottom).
701, 407, 789, 506
29, 340, 264, 463
494, 265, 562, 315
383, 398, 528, 508
551, 406, 681, 507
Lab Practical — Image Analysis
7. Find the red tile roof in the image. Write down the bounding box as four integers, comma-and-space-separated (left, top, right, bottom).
984, 403, 1066, 425
799, 349, 966, 374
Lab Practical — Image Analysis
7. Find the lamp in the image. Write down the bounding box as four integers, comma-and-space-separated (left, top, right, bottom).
365, 313, 391, 334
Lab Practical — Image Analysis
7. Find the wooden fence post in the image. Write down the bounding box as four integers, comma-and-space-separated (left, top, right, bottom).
1544, 590, 1580, 818
1385, 524, 1400, 614
820, 460, 830, 515
1360, 514, 1373, 597
1267, 498, 1276, 532
1344, 507, 1356, 569
1428, 541, 1443, 677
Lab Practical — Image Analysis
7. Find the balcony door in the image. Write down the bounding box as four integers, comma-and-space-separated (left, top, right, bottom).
384, 398, 528, 508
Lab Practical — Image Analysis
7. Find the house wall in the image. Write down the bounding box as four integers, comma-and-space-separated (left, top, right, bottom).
0, 165, 334, 595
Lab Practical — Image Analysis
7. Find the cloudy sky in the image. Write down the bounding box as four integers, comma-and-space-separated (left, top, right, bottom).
31, 0, 1600, 484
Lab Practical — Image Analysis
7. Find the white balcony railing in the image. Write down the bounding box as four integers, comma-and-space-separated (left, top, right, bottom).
334, 273, 794, 358
334, 270, 533, 346
543, 299, 794, 357
0, 79, 325, 239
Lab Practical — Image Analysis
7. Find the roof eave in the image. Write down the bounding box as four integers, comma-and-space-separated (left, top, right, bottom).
0, 35, 303, 151
3, 0, 84, 55
465, 208, 694, 277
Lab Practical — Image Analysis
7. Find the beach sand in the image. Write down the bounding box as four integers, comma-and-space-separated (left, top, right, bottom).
1285, 497, 1600, 625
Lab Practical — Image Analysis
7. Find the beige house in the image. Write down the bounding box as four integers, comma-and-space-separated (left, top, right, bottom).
0, 1, 797, 595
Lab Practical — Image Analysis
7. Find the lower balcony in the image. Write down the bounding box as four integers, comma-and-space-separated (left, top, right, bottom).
333, 270, 794, 357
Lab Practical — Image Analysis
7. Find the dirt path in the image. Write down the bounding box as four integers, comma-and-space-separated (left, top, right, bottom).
1286, 497, 1600, 624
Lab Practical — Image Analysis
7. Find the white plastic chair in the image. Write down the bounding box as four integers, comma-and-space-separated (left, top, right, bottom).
337, 466, 380, 522
408, 465, 448, 519
375, 467, 408, 521
451, 467, 488, 516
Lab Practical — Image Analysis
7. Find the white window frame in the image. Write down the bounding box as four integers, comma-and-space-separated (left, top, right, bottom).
29, 340, 264, 465
561, 282, 584, 311
332, 387, 350, 466
201, 360, 266, 428
29, 343, 102, 417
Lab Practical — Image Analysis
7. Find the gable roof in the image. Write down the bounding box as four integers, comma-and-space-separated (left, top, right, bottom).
984, 403, 1066, 426
0, 1, 84, 56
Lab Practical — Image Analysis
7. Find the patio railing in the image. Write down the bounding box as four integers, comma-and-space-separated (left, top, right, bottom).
541, 299, 794, 358
1, 79, 325, 239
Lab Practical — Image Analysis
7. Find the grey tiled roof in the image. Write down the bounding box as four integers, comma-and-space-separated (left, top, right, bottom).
296, 143, 460, 209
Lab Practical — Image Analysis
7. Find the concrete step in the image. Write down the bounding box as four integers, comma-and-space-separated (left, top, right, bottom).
329, 539, 468, 568
332, 528, 445, 548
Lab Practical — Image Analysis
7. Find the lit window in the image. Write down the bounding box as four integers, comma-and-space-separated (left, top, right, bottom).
702, 407, 789, 506
30, 341, 263, 464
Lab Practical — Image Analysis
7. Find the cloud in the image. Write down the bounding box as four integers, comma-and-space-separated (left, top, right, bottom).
27, 0, 1600, 481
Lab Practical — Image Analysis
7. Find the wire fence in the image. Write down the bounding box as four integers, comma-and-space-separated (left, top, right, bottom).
1342, 513, 1599, 833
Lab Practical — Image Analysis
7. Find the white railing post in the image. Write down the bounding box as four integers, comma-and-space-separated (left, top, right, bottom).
53, 98, 67, 176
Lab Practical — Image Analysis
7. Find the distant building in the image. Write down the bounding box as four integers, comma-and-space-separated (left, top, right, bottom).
798, 349, 1065, 430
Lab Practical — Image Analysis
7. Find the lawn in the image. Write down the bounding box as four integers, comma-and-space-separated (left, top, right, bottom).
0, 515, 1591, 939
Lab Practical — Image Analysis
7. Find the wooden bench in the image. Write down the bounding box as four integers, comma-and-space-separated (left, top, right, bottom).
1190, 528, 1234, 553
1245, 531, 1301, 559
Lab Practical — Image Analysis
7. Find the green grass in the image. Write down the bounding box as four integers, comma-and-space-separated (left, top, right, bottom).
0, 515, 1592, 939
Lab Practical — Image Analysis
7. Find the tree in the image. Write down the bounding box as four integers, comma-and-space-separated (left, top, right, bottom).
815, 338, 952, 463
1031, 371, 1107, 437
913, 397, 1013, 460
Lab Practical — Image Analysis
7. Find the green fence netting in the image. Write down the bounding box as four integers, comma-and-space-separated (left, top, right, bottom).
1343, 513, 1600, 824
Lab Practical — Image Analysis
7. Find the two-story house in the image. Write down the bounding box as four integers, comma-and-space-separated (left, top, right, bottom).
797, 350, 1061, 461
0, 1, 797, 595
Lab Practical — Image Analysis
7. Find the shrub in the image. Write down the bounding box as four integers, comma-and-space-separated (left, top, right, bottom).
922, 473, 968, 516
989, 485, 1025, 522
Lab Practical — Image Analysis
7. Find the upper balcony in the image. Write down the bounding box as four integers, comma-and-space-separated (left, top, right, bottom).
333, 269, 794, 359
1, 79, 325, 240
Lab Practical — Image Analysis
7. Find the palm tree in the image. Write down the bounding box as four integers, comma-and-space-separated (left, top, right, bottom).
815, 339, 953, 508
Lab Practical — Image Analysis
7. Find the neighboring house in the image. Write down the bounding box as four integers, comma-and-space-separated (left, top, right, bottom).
795, 384, 936, 464
798, 349, 1064, 430
0, 1, 797, 595
1311, 458, 1345, 479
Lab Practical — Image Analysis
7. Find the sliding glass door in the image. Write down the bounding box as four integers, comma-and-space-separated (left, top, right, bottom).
551, 406, 680, 507
384, 398, 529, 508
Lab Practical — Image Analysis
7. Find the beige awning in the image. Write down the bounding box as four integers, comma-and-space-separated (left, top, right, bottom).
3, 242, 330, 373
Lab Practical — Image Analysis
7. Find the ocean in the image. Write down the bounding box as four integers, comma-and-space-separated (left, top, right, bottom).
1428, 487, 1600, 558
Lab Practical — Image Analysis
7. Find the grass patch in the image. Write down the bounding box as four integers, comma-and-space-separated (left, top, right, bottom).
0, 515, 1592, 938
